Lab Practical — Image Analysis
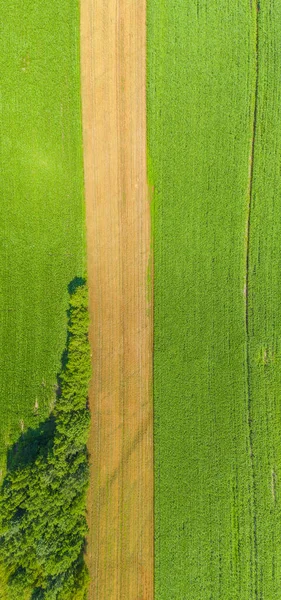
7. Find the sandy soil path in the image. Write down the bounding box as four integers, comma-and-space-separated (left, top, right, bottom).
80, 1, 153, 598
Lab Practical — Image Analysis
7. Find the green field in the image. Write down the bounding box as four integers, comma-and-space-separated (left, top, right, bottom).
148, 1, 281, 597
247, 2, 281, 596
0, 0, 85, 466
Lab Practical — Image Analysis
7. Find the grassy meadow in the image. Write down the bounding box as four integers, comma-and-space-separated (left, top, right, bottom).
148, 0, 281, 597
0, 0, 85, 468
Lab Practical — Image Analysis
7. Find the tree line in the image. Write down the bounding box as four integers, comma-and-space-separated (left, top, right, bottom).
0, 281, 91, 600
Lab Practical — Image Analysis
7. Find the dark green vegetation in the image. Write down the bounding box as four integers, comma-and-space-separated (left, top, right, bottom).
0, 283, 91, 600
0, 0, 85, 464
148, 0, 281, 597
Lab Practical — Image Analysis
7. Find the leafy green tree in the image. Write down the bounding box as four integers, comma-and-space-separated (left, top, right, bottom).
0, 282, 91, 600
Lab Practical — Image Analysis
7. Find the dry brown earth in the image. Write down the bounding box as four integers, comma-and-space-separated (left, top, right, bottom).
80, 0, 153, 598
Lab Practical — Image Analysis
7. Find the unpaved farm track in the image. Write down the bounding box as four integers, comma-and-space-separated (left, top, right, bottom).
80, 1, 153, 598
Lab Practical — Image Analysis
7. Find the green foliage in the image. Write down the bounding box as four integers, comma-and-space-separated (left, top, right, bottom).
0, 283, 91, 600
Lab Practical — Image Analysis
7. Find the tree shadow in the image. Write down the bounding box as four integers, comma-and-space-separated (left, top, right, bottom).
6, 415, 56, 473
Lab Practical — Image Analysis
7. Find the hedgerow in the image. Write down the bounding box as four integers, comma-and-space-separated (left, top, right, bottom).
0, 282, 91, 600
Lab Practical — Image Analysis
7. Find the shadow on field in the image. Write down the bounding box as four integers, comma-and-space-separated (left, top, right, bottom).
6, 415, 56, 472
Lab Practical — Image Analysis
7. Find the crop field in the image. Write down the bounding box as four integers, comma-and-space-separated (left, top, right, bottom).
148, 0, 281, 598
1, 0, 281, 598
0, 0, 85, 471
247, 3, 281, 597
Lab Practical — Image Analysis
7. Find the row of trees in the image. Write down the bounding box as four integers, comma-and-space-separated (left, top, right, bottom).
0, 282, 92, 600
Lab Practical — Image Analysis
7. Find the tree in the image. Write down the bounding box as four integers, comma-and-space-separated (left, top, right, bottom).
0, 282, 91, 600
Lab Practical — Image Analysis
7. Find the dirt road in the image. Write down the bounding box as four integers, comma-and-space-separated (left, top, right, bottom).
80, 0, 153, 598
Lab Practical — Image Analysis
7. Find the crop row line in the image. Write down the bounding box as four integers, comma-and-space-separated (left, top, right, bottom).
245, 2, 260, 598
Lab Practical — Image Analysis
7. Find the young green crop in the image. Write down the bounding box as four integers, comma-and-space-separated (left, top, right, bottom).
147, 0, 281, 597
246, 2, 281, 596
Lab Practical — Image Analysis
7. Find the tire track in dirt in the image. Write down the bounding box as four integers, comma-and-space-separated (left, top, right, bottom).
80, 1, 153, 598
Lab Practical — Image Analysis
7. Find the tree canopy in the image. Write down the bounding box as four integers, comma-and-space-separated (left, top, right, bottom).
0, 281, 91, 600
